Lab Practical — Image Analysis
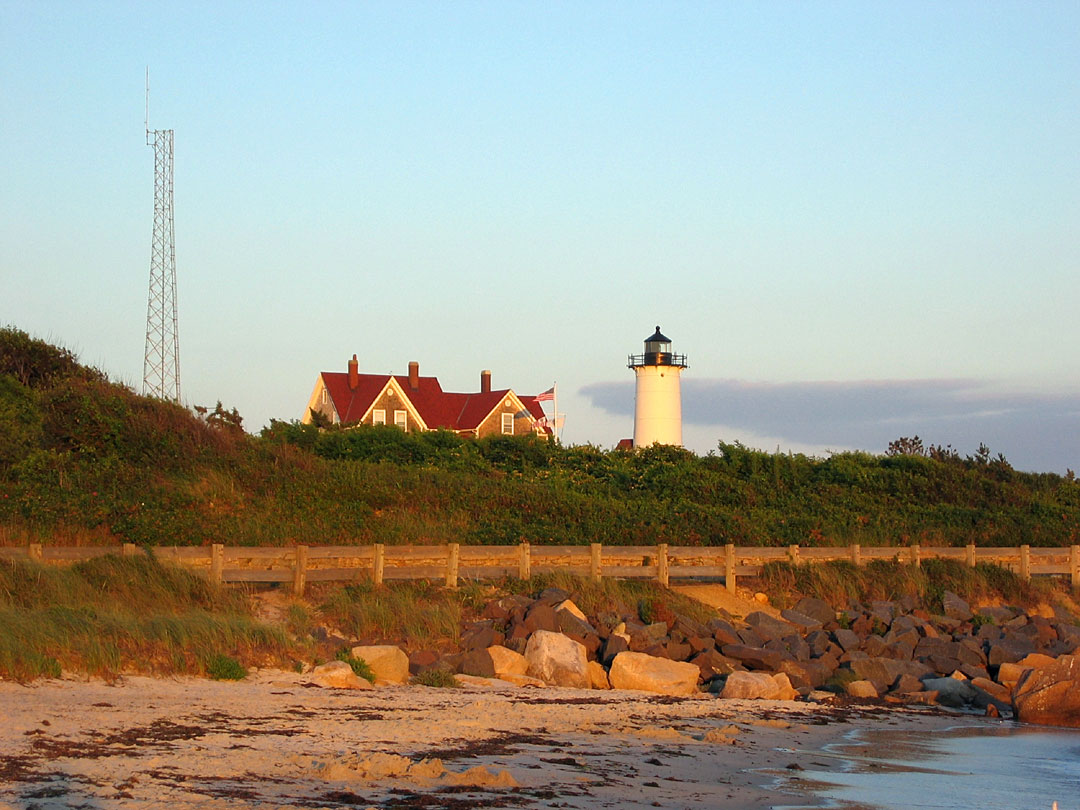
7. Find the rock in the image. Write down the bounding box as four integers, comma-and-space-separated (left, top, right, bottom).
780, 609, 824, 634
524, 603, 559, 634
1013, 655, 1080, 727
487, 645, 529, 679
690, 649, 741, 679
310, 660, 373, 690
794, 596, 836, 626
462, 624, 503, 651
408, 649, 440, 675
687, 635, 716, 654
996, 661, 1032, 690
554, 598, 587, 621
833, 628, 862, 653
1017, 653, 1057, 670
989, 636, 1038, 667
720, 671, 783, 700
745, 611, 797, 642
771, 672, 799, 700
941, 591, 973, 622
524, 630, 589, 688
587, 660, 611, 690
499, 673, 546, 687
709, 619, 741, 647
599, 634, 630, 664
721, 643, 786, 672
536, 587, 572, 606
846, 680, 878, 698
921, 676, 978, 708
460, 648, 495, 678
351, 645, 410, 684
608, 652, 700, 696
970, 677, 1012, 711
849, 657, 931, 694
557, 607, 597, 639
665, 641, 692, 661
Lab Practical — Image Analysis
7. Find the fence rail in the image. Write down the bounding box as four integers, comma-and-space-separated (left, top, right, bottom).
1, 542, 1078, 597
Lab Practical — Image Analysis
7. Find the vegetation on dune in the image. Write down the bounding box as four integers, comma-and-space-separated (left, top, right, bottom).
0, 555, 293, 681
757, 557, 1057, 613
2, 324, 1080, 549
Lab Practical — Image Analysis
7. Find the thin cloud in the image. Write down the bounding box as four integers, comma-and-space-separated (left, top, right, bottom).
579, 378, 1080, 473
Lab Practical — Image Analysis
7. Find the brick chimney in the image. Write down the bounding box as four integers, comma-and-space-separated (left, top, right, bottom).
348, 354, 359, 390
480, 369, 491, 394
408, 361, 419, 391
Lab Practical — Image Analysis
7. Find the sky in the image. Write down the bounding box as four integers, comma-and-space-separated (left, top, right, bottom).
2, 2, 1078, 472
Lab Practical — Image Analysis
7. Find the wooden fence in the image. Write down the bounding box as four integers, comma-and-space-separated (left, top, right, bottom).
2, 542, 1078, 597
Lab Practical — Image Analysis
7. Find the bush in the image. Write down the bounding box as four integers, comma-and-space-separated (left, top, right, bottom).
412, 668, 459, 688
206, 653, 247, 680
334, 648, 375, 683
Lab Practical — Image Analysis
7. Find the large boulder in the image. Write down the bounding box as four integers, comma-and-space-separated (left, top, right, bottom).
608, 652, 699, 696
719, 671, 794, 701
524, 630, 589, 688
351, 645, 410, 684
1013, 655, 1080, 728
310, 660, 373, 690
587, 660, 611, 690
487, 645, 529, 679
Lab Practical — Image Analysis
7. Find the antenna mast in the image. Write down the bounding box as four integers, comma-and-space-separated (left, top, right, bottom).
142, 69, 181, 401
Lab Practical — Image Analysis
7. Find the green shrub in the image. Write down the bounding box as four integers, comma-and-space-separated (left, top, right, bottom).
334, 648, 375, 682
412, 668, 459, 688
206, 653, 247, 680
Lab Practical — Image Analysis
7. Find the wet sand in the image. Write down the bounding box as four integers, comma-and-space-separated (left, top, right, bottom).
0, 672, 989, 809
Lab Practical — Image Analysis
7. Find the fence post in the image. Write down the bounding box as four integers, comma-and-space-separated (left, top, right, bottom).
210, 544, 224, 585
725, 543, 736, 593
446, 543, 460, 589
788, 544, 800, 565
590, 543, 602, 581
293, 545, 308, 596
966, 543, 977, 568
28, 543, 42, 562
373, 544, 385, 586
1020, 544, 1030, 581
910, 544, 921, 568
518, 541, 531, 581
657, 543, 669, 587
122, 543, 138, 557
1071, 545, 1079, 589
850, 543, 862, 567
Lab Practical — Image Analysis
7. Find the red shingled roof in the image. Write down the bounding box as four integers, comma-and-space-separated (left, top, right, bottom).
320, 371, 547, 433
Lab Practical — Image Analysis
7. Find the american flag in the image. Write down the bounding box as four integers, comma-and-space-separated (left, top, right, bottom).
535, 386, 555, 402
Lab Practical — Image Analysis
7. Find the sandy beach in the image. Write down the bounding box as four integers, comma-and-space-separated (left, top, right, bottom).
0, 673, 990, 810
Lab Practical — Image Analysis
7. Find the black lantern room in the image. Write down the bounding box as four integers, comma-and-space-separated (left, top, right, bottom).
628, 326, 688, 369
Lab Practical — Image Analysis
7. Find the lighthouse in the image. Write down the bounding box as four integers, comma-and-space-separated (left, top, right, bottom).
628, 326, 688, 447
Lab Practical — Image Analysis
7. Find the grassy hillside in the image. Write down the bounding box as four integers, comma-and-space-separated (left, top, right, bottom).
2, 325, 1079, 549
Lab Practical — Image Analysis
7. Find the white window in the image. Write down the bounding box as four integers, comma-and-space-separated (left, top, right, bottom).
394, 410, 407, 429
321, 388, 328, 405
372, 409, 386, 426
501, 412, 514, 435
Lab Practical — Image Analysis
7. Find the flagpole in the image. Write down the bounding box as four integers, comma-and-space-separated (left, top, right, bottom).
553, 381, 559, 443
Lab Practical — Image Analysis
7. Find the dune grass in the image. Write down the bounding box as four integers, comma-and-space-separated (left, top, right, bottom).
0, 555, 293, 682
756, 557, 1061, 612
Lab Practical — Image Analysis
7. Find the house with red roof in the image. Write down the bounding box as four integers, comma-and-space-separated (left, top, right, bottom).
302, 356, 550, 438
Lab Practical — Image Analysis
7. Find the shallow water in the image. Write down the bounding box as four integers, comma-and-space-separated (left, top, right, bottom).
781, 723, 1080, 810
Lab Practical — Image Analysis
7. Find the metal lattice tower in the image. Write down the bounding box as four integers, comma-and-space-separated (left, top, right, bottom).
142, 73, 180, 401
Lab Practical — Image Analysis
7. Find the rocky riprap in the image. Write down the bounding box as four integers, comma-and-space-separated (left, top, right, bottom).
343, 585, 1080, 727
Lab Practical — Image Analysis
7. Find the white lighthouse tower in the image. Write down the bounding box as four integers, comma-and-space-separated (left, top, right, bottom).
628, 326, 688, 447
